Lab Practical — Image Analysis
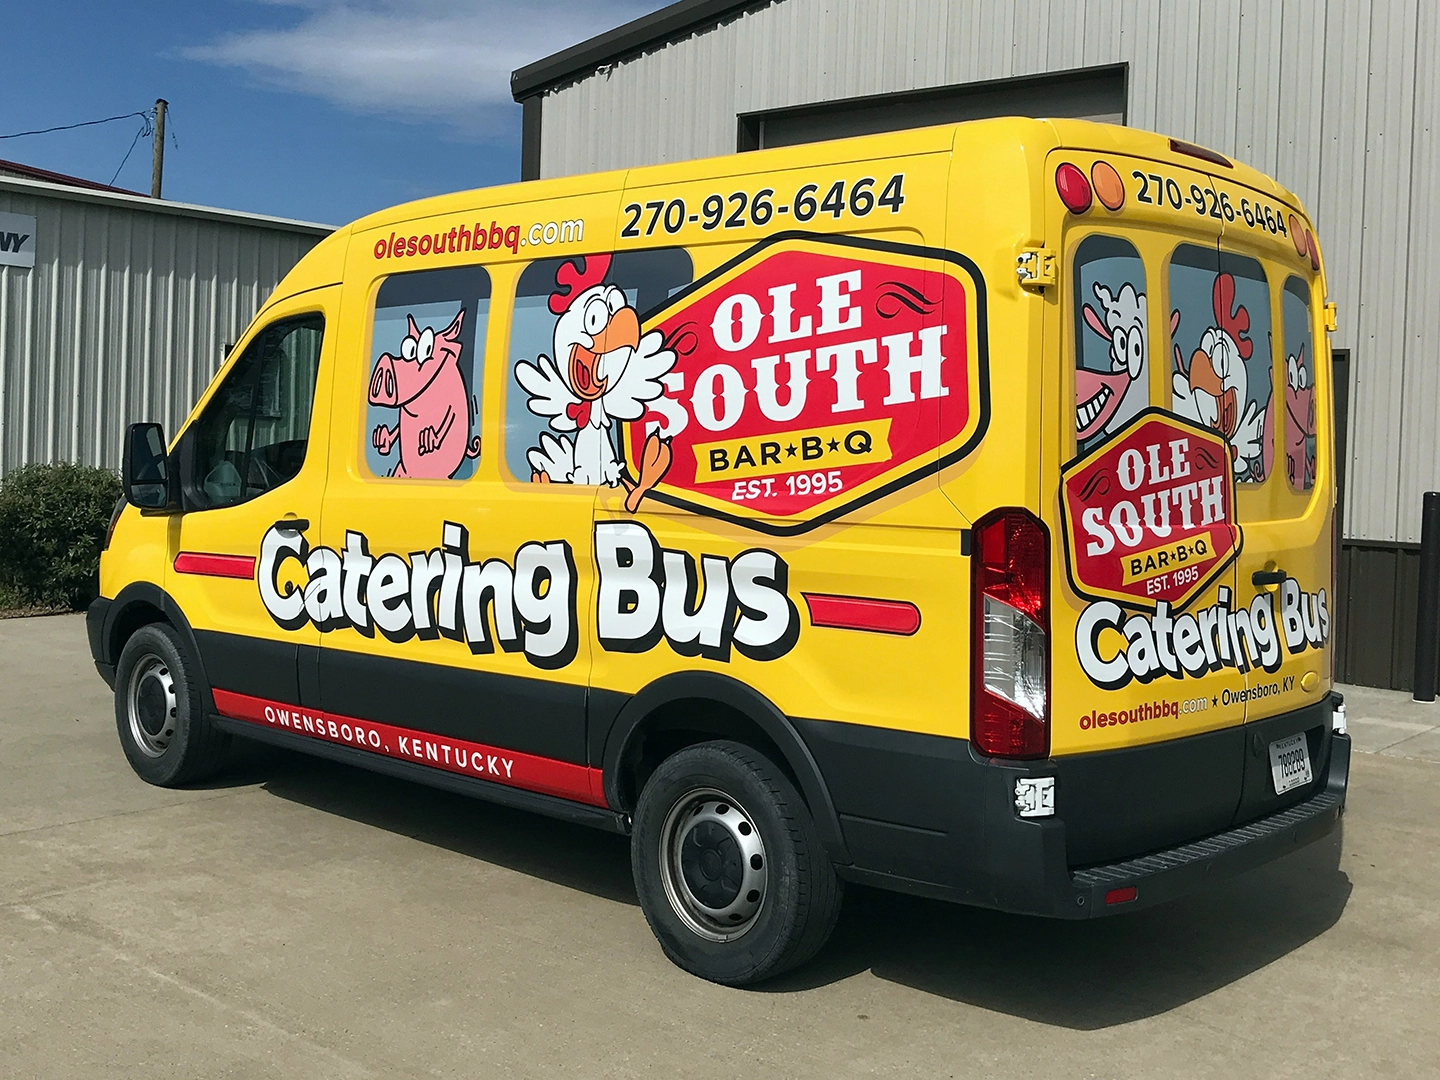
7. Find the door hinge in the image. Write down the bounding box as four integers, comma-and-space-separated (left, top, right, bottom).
1016, 247, 1056, 291
1323, 302, 1338, 333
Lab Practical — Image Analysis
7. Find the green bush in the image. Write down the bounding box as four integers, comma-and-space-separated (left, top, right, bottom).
0, 463, 123, 610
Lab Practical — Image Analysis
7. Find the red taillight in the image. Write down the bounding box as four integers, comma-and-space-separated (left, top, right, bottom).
972, 509, 1050, 759
1105, 886, 1138, 905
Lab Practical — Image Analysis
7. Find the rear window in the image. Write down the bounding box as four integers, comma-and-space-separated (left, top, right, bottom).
1072, 234, 1149, 453
1281, 276, 1316, 492
1168, 246, 1273, 484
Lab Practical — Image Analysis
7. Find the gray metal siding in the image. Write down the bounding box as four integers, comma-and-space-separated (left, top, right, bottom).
0, 187, 322, 476
536, 0, 1440, 544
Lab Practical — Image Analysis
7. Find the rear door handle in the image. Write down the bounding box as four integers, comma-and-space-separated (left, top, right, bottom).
1252, 569, 1287, 586
273, 518, 309, 533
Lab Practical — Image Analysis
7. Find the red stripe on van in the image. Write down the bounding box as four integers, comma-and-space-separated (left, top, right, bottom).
211, 688, 608, 807
802, 593, 921, 636
174, 552, 256, 579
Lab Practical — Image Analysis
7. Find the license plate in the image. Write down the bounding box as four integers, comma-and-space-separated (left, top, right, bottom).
1269, 732, 1313, 795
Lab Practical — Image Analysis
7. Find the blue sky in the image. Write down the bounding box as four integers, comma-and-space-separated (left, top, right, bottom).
0, 1, 661, 226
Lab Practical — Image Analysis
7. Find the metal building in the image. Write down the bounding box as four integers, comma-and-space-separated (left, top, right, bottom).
0, 172, 330, 477
511, 0, 1438, 688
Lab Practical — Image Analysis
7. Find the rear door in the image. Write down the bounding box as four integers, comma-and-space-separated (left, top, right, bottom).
1048, 151, 1245, 757
1045, 150, 1257, 864
1204, 172, 1334, 814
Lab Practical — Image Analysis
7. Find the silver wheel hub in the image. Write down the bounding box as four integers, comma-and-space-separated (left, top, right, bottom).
659, 787, 767, 942
127, 654, 177, 758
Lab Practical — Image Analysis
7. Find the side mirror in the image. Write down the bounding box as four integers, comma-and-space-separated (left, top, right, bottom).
122, 422, 174, 510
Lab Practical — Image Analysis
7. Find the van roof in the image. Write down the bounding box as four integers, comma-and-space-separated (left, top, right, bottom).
328, 116, 1308, 252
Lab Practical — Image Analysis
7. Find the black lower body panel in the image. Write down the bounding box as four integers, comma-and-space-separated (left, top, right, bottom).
794, 696, 1348, 918
188, 629, 588, 765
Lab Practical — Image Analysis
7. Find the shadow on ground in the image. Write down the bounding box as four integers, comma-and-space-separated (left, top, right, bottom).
218, 739, 1351, 1028
768, 826, 1350, 1027
213, 739, 637, 905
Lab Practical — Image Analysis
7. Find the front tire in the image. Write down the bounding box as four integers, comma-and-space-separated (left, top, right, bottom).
114, 623, 229, 786
631, 741, 842, 985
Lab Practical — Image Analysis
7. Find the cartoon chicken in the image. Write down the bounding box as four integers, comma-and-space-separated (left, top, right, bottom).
369, 308, 481, 479
1079, 281, 1147, 444
1172, 274, 1268, 481
516, 254, 675, 511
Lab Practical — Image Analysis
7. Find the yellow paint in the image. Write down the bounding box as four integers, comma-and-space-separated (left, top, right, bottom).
100, 117, 1333, 766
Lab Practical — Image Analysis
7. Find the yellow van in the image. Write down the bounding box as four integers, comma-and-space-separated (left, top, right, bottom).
89, 117, 1347, 985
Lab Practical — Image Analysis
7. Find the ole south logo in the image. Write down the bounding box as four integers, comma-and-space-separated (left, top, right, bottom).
624, 234, 989, 534
1061, 409, 1242, 611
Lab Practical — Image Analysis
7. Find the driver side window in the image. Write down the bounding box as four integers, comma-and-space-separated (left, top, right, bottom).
189, 315, 324, 508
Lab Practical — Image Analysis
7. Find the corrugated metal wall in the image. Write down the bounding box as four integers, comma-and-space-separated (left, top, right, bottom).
536, 0, 1437, 545
0, 179, 327, 476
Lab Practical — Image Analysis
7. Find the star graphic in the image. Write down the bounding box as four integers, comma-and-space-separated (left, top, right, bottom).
827, 438, 840, 452
1211, 697, 1218, 707
786, 444, 797, 457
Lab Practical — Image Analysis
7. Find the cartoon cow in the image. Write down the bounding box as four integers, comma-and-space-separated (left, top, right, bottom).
1172, 274, 1268, 481
369, 308, 481, 479
515, 254, 675, 511
1079, 281, 1147, 443
1285, 343, 1316, 488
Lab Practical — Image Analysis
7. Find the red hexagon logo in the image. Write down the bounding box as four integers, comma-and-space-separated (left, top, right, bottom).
1060, 409, 1242, 611
623, 234, 988, 534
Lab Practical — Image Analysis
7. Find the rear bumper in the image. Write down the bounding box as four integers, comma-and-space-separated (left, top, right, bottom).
798, 695, 1349, 918
1067, 732, 1347, 917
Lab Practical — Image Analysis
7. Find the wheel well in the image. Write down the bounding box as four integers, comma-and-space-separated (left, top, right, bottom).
615, 697, 803, 813
109, 601, 165, 663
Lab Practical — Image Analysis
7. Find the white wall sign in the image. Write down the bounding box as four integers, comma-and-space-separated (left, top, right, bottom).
0, 211, 36, 268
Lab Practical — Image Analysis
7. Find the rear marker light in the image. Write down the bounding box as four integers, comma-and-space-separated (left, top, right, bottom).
1105, 886, 1139, 906
972, 509, 1050, 759
1090, 160, 1125, 211
1055, 162, 1092, 214
1289, 216, 1307, 258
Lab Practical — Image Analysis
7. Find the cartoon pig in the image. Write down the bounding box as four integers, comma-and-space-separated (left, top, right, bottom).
369, 308, 481, 479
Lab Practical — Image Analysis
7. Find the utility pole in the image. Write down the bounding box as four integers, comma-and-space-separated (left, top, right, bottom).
150, 99, 167, 199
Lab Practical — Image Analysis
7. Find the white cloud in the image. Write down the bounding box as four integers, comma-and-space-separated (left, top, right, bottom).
186, 1, 661, 131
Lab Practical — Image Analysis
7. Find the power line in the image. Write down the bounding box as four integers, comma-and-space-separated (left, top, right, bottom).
109, 115, 154, 187
0, 110, 152, 141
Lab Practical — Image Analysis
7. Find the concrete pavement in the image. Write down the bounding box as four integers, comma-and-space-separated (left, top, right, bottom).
2, 613, 1438, 1078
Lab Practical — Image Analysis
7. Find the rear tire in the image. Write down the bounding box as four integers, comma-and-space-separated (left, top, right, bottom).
114, 623, 229, 786
631, 740, 842, 985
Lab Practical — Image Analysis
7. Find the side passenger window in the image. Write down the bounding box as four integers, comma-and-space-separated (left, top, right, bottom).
1281, 277, 1316, 492
365, 266, 490, 479
505, 248, 692, 485
1073, 234, 1149, 453
188, 315, 323, 508
1169, 247, 1274, 484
